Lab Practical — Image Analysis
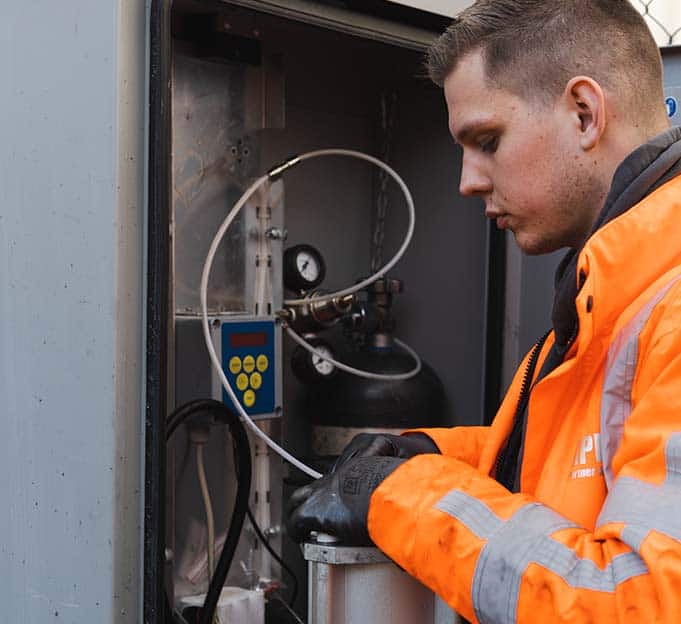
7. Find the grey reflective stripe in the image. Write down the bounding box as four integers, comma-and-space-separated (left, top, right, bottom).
436, 491, 648, 624
597, 433, 681, 547
435, 489, 502, 538
472, 504, 575, 623
669, 432, 681, 474
600, 274, 681, 490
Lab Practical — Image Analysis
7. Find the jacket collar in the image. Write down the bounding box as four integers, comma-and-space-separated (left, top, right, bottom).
551, 127, 681, 353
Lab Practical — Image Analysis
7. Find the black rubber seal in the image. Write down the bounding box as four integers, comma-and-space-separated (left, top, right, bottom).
145, 1, 172, 621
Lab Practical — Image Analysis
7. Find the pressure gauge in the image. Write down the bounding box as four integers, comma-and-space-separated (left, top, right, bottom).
283, 244, 326, 293
311, 343, 335, 377
291, 338, 337, 384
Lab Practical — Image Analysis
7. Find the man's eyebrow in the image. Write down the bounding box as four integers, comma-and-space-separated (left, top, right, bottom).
452, 119, 497, 145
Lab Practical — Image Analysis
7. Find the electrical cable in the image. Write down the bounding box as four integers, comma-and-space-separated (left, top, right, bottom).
224, 430, 300, 609
246, 507, 299, 607
200, 149, 421, 480
285, 326, 421, 381
175, 435, 193, 485
195, 443, 216, 579
165, 399, 252, 624
270, 589, 305, 624
223, 429, 301, 614
166, 399, 232, 439
223, 432, 301, 613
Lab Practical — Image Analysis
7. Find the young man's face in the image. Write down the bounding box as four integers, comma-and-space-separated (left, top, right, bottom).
444, 51, 603, 255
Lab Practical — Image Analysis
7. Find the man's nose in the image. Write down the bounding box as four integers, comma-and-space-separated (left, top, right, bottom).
459, 153, 491, 197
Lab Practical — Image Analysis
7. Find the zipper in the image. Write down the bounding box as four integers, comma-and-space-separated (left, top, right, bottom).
493, 330, 551, 484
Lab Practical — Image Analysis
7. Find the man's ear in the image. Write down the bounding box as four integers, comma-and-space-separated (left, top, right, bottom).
564, 76, 606, 151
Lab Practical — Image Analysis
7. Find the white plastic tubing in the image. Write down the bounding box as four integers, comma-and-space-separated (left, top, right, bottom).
200, 149, 421, 479
284, 328, 421, 381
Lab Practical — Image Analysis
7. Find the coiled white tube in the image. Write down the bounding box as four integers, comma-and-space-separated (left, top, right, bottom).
278, 149, 415, 307
200, 175, 323, 479
285, 326, 422, 381
200, 149, 421, 479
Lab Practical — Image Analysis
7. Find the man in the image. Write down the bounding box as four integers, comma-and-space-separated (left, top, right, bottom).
288, 1, 681, 621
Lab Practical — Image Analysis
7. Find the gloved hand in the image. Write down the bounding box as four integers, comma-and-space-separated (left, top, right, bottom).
332, 432, 439, 472
287, 456, 405, 545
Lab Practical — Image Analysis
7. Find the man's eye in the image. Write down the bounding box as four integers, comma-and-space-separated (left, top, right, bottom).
479, 136, 499, 153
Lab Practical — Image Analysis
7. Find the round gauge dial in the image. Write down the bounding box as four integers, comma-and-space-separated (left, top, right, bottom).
284, 244, 326, 293
311, 345, 335, 377
296, 251, 320, 283
291, 338, 337, 384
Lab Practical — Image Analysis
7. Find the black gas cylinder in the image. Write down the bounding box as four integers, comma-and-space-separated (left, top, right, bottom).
303, 341, 447, 460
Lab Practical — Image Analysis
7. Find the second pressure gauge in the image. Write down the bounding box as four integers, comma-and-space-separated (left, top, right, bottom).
283, 244, 326, 293
291, 337, 337, 384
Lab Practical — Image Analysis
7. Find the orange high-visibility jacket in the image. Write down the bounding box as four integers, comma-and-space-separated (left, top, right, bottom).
368, 172, 681, 621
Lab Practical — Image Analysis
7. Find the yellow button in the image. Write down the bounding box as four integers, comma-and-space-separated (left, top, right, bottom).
250, 372, 262, 390
229, 356, 242, 375
243, 355, 255, 373
243, 390, 256, 407
256, 354, 269, 372
236, 373, 249, 391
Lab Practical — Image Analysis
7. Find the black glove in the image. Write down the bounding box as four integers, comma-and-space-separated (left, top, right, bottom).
287, 456, 404, 545
332, 432, 439, 472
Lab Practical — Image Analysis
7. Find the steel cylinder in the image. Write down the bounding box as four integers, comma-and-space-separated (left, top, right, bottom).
303, 344, 447, 458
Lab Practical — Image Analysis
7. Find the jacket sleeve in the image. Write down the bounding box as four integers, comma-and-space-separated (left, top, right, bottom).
369, 318, 681, 623
403, 426, 490, 466
400, 340, 544, 471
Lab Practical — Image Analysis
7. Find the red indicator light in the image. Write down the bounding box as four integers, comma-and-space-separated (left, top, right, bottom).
230, 332, 267, 348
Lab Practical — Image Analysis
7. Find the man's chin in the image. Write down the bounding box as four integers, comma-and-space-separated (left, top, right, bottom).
513, 232, 561, 256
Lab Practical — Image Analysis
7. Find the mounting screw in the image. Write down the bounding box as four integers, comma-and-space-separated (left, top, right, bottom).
265, 227, 288, 241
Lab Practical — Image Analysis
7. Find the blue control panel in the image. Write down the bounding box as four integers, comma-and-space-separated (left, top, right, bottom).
221, 319, 276, 416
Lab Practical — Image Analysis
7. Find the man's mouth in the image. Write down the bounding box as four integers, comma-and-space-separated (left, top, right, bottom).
495, 215, 510, 229
485, 209, 510, 229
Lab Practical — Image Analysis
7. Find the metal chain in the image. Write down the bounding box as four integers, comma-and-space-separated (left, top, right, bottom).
635, 0, 681, 46
370, 92, 397, 273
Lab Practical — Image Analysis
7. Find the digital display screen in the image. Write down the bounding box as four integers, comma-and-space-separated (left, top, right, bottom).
230, 332, 267, 348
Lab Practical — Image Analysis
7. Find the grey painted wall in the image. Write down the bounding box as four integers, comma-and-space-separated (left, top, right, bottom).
0, 2, 147, 622
502, 242, 562, 390
664, 47, 681, 126
383, 86, 488, 426
663, 46, 681, 86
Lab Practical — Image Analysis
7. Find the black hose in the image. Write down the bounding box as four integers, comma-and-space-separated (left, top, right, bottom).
224, 426, 300, 609
246, 507, 299, 607
166, 398, 229, 440
165, 399, 252, 624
